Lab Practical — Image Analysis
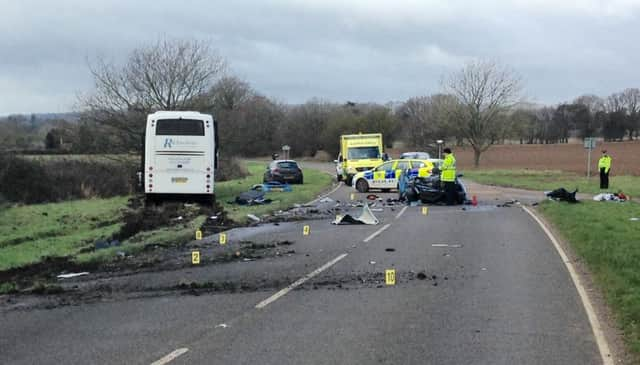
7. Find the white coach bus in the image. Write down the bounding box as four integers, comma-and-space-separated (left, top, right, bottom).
144, 111, 218, 205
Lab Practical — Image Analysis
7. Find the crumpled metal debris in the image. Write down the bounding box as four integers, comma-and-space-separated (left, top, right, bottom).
332, 204, 379, 225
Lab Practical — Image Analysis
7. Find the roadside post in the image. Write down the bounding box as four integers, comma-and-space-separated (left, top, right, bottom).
436, 140, 444, 159
584, 137, 596, 178
282, 145, 291, 160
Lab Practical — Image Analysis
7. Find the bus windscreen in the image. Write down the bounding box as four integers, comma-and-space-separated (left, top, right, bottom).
156, 119, 205, 136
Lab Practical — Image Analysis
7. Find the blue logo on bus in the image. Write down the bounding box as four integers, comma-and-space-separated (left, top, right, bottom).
164, 138, 173, 148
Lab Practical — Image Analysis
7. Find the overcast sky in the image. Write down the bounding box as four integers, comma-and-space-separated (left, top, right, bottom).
1, 0, 640, 114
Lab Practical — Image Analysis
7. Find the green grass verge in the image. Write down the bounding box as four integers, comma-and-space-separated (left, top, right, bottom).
0, 161, 332, 271
539, 200, 640, 355
0, 197, 127, 271
217, 161, 333, 223
464, 169, 640, 197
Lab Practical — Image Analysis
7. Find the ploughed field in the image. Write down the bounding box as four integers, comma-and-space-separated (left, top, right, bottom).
440, 141, 640, 175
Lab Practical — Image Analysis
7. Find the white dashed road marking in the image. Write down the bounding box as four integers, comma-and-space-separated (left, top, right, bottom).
255, 253, 349, 309
395, 206, 408, 220
363, 223, 391, 243
150, 348, 189, 365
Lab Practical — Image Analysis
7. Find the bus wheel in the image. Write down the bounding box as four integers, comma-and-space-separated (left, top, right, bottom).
204, 195, 216, 208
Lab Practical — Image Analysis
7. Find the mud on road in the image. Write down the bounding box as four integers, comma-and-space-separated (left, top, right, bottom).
0, 194, 405, 311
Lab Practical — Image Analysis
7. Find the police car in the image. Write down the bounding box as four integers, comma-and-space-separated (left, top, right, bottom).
352, 159, 434, 193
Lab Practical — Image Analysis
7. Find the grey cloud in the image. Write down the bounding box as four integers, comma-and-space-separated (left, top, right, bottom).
1, 0, 639, 114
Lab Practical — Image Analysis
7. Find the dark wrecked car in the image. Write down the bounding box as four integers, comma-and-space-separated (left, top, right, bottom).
398, 168, 467, 205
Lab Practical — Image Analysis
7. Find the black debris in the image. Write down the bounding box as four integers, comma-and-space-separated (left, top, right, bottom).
546, 188, 579, 203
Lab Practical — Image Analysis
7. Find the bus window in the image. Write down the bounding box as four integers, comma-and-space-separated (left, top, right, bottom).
156, 119, 205, 136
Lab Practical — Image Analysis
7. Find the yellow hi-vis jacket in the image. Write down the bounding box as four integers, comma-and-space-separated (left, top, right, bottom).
441, 154, 457, 182
598, 155, 612, 173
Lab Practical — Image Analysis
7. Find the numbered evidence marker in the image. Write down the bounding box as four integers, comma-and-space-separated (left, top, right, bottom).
350, 193, 355, 200
385, 269, 396, 285
303, 225, 311, 236
195, 230, 203, 240
422, 207, 429, 216
219, 233, 227, 245
192, 251, 201, 265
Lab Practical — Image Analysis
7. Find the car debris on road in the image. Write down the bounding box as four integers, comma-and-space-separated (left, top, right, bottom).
332, 204, 380, 225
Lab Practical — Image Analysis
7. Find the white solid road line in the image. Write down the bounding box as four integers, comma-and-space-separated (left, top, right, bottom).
255, 253, 348, 309
307, 182, 343, 205
150, 348, 189, 365
395, 206, 408, 220
363, 224, 391, 243
522, 206, 613, 365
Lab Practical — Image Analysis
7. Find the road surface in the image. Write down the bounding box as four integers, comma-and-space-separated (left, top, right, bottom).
0, 171, 602, 364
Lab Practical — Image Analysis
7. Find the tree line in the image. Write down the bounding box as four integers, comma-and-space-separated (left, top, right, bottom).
2, 38, 638, 167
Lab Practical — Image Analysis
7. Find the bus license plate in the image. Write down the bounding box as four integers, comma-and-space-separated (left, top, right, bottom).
172, 177, 188, 184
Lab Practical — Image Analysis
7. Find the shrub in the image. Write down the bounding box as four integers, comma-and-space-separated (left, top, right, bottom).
0, 155, 136, 203
216, 157, 248, 181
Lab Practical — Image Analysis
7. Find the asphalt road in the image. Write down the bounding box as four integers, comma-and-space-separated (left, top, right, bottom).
0, 177, 602, 364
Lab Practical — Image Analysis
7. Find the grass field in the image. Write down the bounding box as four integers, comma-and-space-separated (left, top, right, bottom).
218, 161, 332, 222
464, 169, 640, 197
538, 201, 640, 355
0, 197, 127, 271
0, 161, 332, 274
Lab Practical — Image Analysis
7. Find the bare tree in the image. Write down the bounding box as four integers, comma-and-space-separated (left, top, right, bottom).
398, 94, 457, 151
210, 76, 254, 112
620, 88, 640, 140
444, 60, 522, 167
574, 94, 605, 114
80, 38, 226, 152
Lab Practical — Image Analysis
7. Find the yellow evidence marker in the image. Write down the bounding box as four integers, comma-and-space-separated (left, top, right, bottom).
350, 193, 355, 200
422, 207, 429, 216
385, 269, 396, 285
192, 251, 200, 265
219, 233, 227, 245
303, 225, 311, 236
195, 230, 203, 240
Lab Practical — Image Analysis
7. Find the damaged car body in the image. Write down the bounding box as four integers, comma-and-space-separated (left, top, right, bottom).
398, 168, 468, 205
